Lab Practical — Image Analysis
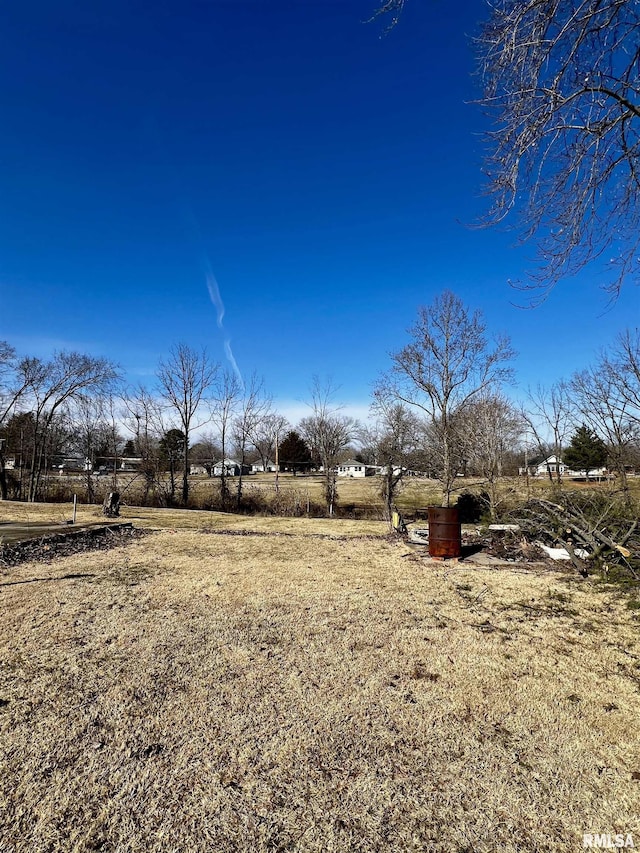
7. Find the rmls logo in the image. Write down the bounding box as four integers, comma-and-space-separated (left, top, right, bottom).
583, 834, 635, 849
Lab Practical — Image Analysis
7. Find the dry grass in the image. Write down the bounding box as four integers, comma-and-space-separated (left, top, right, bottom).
0, 500, 386, 538
1, 504, 639, 851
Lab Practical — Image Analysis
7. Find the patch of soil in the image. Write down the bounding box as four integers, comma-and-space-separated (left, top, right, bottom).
0, 524, 149, 569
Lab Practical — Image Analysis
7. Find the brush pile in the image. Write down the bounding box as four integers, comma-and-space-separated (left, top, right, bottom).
508, 491, 639, 578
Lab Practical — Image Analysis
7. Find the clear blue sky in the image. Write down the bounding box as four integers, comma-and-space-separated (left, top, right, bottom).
1, 0, 638, 419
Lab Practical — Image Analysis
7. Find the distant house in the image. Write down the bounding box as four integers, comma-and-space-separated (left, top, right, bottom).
119, 457, 142, 472
336, 460, 373, 478
519, 454, 607, 480
518, 455, 566, 477
534, 455, 566, 477
212, 458, 247, 477
250, 460, 278, 473
190, 463, 212, 476
53, 456, 85, 473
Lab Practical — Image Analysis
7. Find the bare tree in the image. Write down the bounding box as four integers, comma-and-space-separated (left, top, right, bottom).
231, 373, 271, 509
299, 378, 357, 516
478, 0, 640, 299
388, 291, 515, 506
103, 394, 124, 493
370, 388, 422, 525
16, 352, 118, 501
211, 369, 242, 508
249, 411, 290, 475
570, 360, 637, 493
462, 392, 525, 520
121, 384, 164, 504
0, 342, 29, 500
157, 344, 218, 506
374, 1, 640, 298
522, 382, 574, 484
68, 395, 111, 504
608, 329, 640, 416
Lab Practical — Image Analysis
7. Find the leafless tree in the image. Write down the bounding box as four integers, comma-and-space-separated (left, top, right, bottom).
68, 395, 111, 504
249, 411, 290, 476
16, 352, 118, 501
461, 392, 525, 520
211, 369, 242, 508
570, 360, 637, 493
103, 394, 125, 493
375, 1, 640, 299
370, 388, 423, 525
299, 378, 357, 516
608, 329, 640, 416
388, 290, 515, 506
231, 374, 271, 509
478, 0, 640, 299
157, 344, 218, 505
0, 342, 30, 499
121, 384, 165, 504
521, 382, 574, 484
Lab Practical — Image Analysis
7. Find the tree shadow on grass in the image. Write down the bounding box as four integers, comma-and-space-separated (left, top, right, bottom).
0, 572, 96, 587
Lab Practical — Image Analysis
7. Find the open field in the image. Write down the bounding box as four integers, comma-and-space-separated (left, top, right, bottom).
1, 504, 639, 851
34, 470, 638, 519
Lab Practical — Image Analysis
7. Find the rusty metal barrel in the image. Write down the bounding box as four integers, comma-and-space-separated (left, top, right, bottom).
428, 506, 461, 558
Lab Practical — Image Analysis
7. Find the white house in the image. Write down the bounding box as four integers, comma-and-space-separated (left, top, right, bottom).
534, 455, 566, 477
190, 463, 211, 476
336, 460, 372, 478
212, 458, 242, 476
520, 454, 608, 479
250, 459, 278, 473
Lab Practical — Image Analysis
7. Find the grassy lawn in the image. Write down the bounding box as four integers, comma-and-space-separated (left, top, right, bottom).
0, 503, 639, 851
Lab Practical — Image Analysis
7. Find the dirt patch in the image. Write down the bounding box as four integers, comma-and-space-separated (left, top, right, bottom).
0, 524, 148, 569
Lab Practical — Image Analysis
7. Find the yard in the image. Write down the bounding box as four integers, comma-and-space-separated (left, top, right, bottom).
0, 502, 639, 851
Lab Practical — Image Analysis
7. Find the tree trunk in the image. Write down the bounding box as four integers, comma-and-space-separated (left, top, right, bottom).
236, 462, 244, 510
0, 453, 7, 500
441, 428, 453, 507
169, 458, 176, 503
86, 466, 94, 504
182, 431, 189, 506
384, 464, 393, 522
489, 478, 498, 521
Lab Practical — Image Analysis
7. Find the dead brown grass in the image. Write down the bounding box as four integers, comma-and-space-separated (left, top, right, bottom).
0, 505, 639, 851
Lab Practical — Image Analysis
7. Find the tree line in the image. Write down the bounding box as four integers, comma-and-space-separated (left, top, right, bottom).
2, 292, 640, 518
0, 342, 354, 514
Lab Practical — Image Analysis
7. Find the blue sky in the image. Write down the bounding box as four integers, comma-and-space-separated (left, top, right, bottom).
1, 0, 639, 421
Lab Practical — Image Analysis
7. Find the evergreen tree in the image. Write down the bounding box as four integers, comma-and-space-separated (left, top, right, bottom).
122, 439, 136, 457
278, 430, 311, 474
563, 425, 607, 478
159, 428, 186, 503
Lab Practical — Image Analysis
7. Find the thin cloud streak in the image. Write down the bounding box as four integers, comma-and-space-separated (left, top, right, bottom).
205, 267, 244, 388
